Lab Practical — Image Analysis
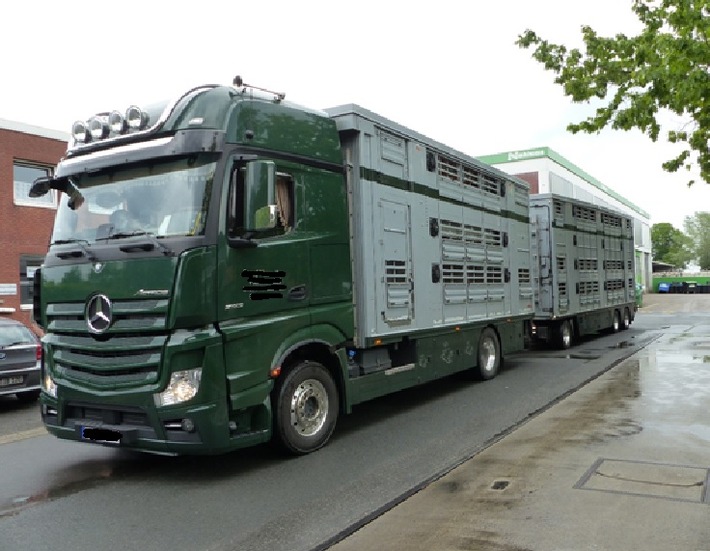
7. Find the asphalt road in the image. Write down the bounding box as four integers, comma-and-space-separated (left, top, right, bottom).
0, 298, 676, 551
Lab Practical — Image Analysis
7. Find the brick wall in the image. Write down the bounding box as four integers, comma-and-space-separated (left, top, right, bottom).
514, 171, 539, 195
0, 126, 67, 334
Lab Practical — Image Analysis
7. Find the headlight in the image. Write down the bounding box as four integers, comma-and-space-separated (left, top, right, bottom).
42, 371, 57, 398
154, 368, 202, 407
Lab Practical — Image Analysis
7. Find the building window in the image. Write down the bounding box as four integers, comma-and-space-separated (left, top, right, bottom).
20, 255, 43, 309
14, 162, 56, 208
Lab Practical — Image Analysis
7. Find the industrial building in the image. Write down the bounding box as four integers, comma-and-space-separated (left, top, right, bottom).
0, 118, 68, 332
477, 147, 652, 291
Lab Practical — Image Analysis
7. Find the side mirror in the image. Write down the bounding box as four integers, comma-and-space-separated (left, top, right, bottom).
244, 161, 276, 231
29, 177, 52, 198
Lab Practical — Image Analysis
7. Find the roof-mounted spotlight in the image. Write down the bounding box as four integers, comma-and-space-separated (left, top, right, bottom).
126, 105, 149, 131
89, 117, 109, 140
108, 111, 126, 134
72, 120, 90, 144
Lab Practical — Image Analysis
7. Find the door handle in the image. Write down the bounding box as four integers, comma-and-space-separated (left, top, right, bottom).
287, 285, 307, 301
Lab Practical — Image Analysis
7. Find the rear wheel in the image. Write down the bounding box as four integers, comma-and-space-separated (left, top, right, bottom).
556, 319, 573, 350
611, 310, 621, 333
621, 308, 631, 330
273, 360, 339, 455
475, 328, 501, 380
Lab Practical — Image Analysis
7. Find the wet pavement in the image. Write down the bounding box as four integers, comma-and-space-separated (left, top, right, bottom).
329, 302, 710, 551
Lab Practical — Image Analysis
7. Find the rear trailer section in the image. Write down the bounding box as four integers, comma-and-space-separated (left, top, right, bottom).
529, 194, 636, 348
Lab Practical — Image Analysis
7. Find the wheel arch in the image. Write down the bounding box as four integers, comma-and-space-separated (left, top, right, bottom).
271, 325, 348, 414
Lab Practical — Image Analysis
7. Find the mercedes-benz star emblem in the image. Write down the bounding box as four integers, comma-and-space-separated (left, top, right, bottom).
86, 294, 113, 334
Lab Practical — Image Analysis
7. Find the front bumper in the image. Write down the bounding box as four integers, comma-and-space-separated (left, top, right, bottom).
0, 363, 41, 397
40, 391, 269, 455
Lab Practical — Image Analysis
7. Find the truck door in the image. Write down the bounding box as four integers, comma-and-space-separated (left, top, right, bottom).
217, 159, 311, 323
533, 206, 554, 314
377, 198, 413, 326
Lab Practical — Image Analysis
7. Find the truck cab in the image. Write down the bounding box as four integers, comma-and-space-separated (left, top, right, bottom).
33, 81, 352, 455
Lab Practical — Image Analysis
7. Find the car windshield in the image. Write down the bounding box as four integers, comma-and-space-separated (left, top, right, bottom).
51, 154, 217, 244
0, 324, 36, 347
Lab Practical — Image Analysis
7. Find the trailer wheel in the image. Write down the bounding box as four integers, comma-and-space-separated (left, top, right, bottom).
273, 361, 339, 455
557, 319, 573, 350
476, 328, 501, 380
611, 310, 621, 333
621, 308, 631, 330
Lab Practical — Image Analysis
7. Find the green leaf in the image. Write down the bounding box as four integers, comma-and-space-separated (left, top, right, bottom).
518, 0, 710, 185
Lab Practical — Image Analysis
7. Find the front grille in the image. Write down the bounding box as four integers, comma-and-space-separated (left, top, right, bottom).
45, 298, 169, 388
66, 403, 150, 426
46, 299, 168, 333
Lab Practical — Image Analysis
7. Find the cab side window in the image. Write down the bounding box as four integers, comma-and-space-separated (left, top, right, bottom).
227, 166, 245, 237
275, 173, 294, 230
227, 162, 294, 237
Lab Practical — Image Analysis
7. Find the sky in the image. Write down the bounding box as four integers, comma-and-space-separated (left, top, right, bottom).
3, 0, 709, 230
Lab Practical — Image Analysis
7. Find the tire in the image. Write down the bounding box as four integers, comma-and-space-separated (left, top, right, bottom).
273, 361, 339, 455
556, 319, 573, 350
611, 310, 621, 333
15, 390, 40, 404
621, 308, 631, 330
475, 328, 501, 381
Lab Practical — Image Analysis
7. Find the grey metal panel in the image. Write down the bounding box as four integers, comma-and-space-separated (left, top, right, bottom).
329, 105, 532, 343
440, 202, 466, 324
326, 104, 519, 187
378, 199, 412, 325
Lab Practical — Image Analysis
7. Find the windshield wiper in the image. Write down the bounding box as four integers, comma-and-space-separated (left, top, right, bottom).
52, 239, 98, 262
109, 231, 174, 256
1, 341, 32, 348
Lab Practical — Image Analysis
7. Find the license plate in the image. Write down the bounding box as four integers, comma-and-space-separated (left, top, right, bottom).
81, 427, 122, 444
0, 376, 23, 387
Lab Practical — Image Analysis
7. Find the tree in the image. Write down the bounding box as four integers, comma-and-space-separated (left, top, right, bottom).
517, 0, 710, 186
651, 222, 693, 267
683, 212, 710, 269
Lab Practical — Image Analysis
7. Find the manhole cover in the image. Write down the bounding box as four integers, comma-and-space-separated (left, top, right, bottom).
576, 458, 709, 504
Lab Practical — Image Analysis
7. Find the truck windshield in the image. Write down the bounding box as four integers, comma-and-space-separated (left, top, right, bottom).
51, 154, 217, 244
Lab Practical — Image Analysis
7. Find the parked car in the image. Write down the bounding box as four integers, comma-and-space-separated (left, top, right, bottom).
0, 318, 41, 403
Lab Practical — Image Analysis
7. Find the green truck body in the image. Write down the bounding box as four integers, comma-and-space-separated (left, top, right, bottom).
34, 80, 533, 455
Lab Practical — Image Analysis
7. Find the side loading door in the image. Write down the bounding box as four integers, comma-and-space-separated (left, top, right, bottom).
376, 197, 414, 328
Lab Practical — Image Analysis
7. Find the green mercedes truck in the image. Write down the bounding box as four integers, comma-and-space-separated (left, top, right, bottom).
32, 77, 533, 455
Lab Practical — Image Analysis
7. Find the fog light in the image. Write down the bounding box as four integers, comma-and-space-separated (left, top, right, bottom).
42, 371, 57, 398
154, 368, 202, 407
181, 418, 195, 433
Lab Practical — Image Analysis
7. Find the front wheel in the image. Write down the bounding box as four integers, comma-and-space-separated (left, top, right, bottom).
273, 361, 339, 455
475, 328, 501, 380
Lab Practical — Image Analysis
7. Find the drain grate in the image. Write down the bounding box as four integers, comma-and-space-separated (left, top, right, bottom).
576, 458, 709, 504
491, 480, 510, 491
